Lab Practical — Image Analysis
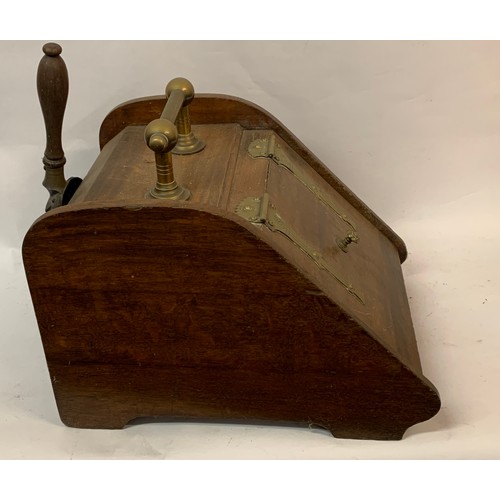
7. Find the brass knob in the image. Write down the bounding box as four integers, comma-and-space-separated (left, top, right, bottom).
165, 77, 195, 105
145, 118, 178, 152
337, 231, 359, 253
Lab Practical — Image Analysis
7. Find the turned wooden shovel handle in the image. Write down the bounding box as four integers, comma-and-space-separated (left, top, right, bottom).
37, 42, 81, 211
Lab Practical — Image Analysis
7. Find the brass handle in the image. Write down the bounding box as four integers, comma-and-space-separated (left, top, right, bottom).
144, 77, 205, 200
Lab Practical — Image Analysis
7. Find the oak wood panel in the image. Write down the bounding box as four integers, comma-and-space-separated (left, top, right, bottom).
71, 124, 243, 208
265, 132, 422, 371
23, 203, 439, 440
226, 130, 270, 212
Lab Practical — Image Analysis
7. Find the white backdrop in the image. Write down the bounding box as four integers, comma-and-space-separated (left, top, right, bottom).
1, 40, 499, 459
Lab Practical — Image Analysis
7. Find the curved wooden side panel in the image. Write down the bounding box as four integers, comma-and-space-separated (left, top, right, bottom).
99, 94, 408, 263
22, 203, 439, 440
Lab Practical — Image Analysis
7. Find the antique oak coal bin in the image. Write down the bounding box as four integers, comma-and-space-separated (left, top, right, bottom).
22, 43, 440, 440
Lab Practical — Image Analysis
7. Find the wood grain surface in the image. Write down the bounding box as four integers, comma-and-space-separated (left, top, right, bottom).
98, 94, 408, 263
22, 95, 440, 440
23, 203, 439, 440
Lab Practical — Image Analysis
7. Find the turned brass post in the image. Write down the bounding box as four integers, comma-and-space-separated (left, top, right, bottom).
144, 118, 190, 201
144, 77, 206, 198
165, 77, 205, 155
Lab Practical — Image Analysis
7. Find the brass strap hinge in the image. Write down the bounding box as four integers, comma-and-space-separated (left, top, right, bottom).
236, 194, 364, 304
248, 136, 358, 236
